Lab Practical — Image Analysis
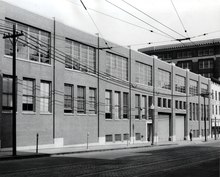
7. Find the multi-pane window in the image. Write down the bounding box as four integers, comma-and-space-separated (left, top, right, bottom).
2, 75, 13, 112
105, 90, 112, 119
201, 83, 208, 94
189, 79, 198, 95
175, 75, 186, 93
168, 99, 171, 108
189, 103, 192, 120
135, 94, 140, 119
198, 48, 214, 56
105, 135, 113, 142
40, 81, 51, 113
199, 60, 213, 69
5, 20, 50, 64
106, 53, 128, 81
115, 134, 121, 141
177, 61, 192, 70
77, 86, 86, 114
114, 92, 121, 119
148, 96, 153, 119
175, 100, 178, 109
89, 88, 96, 114
64, 84, 74, 113
163, 98, 167, 108
135, 61, 152, 86
65, 39, 96, 73
158, 69, 171, 90
215, 91, 218, 100
22, 78, 35, 111
123, 92, 129, 119
141, 96, 147, 119
158, 97, 162, 107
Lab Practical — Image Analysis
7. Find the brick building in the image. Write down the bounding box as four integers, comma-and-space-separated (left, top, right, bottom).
0, 1, 212, 150
138, 38, 220, 80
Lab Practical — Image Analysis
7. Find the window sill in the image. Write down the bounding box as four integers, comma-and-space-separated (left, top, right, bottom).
22, 111, 36, 115
40, 112, 52, 115
64, 113, 74, 116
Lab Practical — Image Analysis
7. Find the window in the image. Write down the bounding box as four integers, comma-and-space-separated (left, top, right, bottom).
175, 100, 178, 109
189, 103, 192, 120
22, 78, 35, 111
163, 98, 167, 108
215, 91, 218, 100
216, 105, 218, 115
199, 59, 214, 69
141, 96, 147, 119
123, 92, 129, 119
184, 102, 186, 110
40, 81, 51, 113
212, 90, 214, 99
179, 101, 182, 109
65, 39, 96, 73
115, 134, 121, 141
168, 99, 171, 108
201, 104, 204, 120
2, 75, 13, 112
175, 75, 186, 93
105, 90, 112, 119
5, 20, 50, 64
148, 96, 153, 119
114, 92, 121, 119
135, 94, 140, 119
106, 53, 128, 81
158, 97, 162, 107
64, 84, 74, 113
135, 61, 152, 86
105, 135, 113, 142
193, 103, 195, 120
77, 86, 86, 114
158, 69, 171, 90
189, 80, 198, 95
89, 88, 96, 114
201, 83, 208, 94
218, 92, 220, 101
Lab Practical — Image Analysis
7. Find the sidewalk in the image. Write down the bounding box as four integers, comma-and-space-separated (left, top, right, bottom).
0, 138, 219, 161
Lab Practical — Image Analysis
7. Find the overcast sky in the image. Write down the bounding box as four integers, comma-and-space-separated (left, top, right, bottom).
2, 0, 220, 50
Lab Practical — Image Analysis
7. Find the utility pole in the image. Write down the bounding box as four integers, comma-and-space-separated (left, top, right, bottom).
3, 24, 23, 156
128, 46, 132, 143
53, 17, 56, 141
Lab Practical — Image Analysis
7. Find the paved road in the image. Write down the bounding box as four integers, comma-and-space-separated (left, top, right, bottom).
0, 142, 219, 177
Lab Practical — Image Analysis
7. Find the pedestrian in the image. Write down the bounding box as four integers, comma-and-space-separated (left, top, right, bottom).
189, 130, 192, 141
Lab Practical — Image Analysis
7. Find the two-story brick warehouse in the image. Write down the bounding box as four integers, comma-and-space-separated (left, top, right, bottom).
0, 1, 211, 150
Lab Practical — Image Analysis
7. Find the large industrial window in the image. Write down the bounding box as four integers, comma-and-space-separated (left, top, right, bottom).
22, 78, 35, 111
158, 69, 171, 90
77, 86, 86, 114
64, 84, 74, 113
135, 61, 152, 86
114, 91, 121, 119
123, 92, 129, 119
5, 20, 50, 64
40, 81, 51, 113
105, 90, 112, 119
2, 75, 13, 112
65, 39, 96, 73
175, 75, 186, 93
106, 52, 128, 81
89, 88, 96, 114
189, 79, 198, 95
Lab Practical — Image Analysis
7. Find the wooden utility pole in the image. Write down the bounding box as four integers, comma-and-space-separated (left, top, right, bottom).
3, 24, 23, 156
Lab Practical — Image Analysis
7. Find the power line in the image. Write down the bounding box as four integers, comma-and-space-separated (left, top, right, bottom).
120, 0, 186, 38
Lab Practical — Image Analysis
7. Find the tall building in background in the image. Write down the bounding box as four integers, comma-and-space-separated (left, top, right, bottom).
139, 39, 220, 80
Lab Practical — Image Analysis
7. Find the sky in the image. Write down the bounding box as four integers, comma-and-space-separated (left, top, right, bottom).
2, 0, 220, 50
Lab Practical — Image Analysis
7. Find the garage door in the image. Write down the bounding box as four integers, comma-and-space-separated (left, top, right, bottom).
158, 114, 170, 142
176, 115, 185, 141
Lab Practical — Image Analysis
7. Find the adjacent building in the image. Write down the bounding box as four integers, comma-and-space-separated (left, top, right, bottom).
138, 38, 220, 80
0, 1, 212, 150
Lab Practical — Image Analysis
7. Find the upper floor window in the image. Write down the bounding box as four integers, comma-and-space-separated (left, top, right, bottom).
201, 83, 208, 94
199, 59, 213, 69
189, 79, 198, 95
177, 61, 192, 70
123, 92, 129, 119
158, 69, 171, 90
65, 39, 96, 73
175, 75, 186, 93
106, 53, 128, 81
105, 90, 112, 119
114, 91, 121, 119
77, 86, 86, 114
198, 48, 214, 57
5, 20, 50, 64
135, 61, 152, 86
135, 94, 141, 119
22, 78, 35, 112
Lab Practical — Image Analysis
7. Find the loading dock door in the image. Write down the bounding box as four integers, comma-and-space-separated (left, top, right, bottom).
158, 114, 170, 142
176, 115, 185, 141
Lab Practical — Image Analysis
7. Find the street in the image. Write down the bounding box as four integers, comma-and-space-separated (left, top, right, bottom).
0, 142, 219, 177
